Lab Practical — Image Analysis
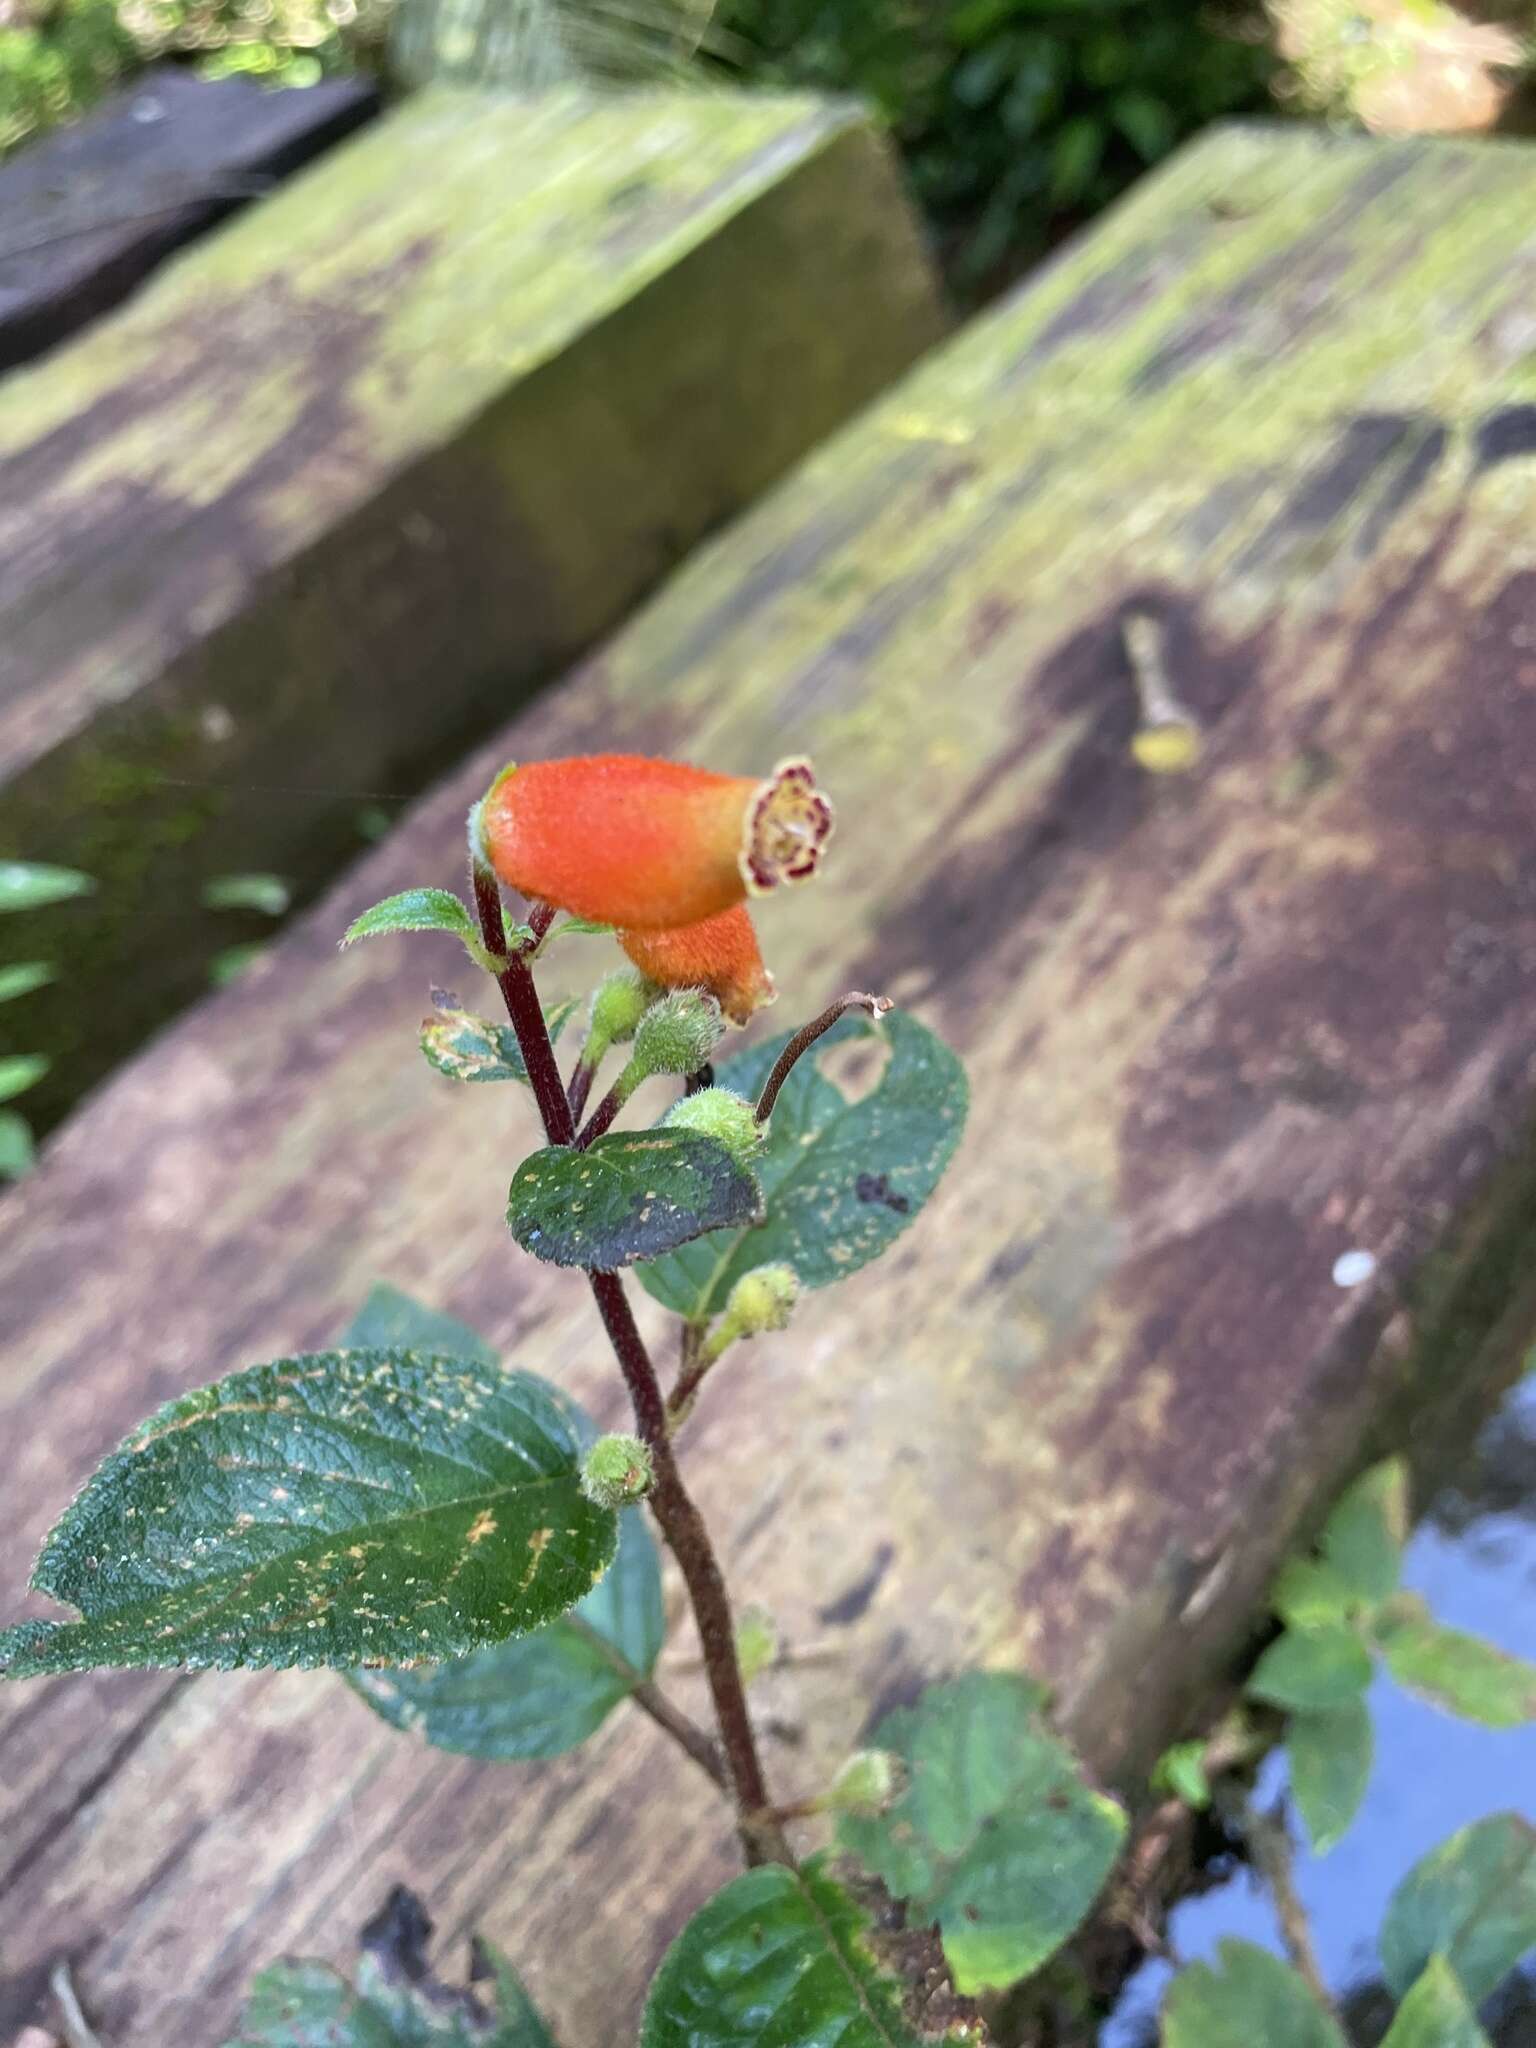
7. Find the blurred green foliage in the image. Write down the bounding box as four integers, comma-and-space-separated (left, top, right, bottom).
1, 0, 388, 154
714, 0, 1278, 290
1, 0, 1277, 289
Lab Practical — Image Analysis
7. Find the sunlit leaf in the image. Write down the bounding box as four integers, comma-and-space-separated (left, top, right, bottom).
548, 915, 615, 940
342, 889, 477, 948
1374, 1595, 1536, 1727
1271, 1556, 1359, 1630
1161, 1939, 1346, 2047
0, 861, 93, 912
837, 1671, 1126, 1995
641, 1854, 982, 2047
1379, 1813, 1536, 2006
1246, 1625, 1372, 1712
1378, 1957, 1491, 2048
639, 1010, 966, 1321
1287, 1698, 1372, 1855
509, 1130, 762, 1270
0, 1348, 614, 1677
1153, 1739, 1211, 1808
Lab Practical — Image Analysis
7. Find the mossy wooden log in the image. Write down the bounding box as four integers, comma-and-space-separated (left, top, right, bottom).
0, 88, 942, 1131
0, 66, 379, 371
6, 120, 1536, 2042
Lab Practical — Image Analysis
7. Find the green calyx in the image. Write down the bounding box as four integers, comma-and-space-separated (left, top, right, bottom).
662, 1086, 761, 1167
580, 1433, 654, 1510
634, 990, 725, 1080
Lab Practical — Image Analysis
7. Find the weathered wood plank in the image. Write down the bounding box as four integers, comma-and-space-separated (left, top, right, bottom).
6, 120, 1536, 2043
0, 88, 942, 1129
0, 66, 379, 373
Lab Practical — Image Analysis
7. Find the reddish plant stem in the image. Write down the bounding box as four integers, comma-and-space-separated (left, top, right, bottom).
587, 1270, 788, 1865
567, 1053, 600, 1125
471, 865, 574, 1145
575, 1079, 627, 1150
470, 867, 788, 1869
754, 991, 892, 1122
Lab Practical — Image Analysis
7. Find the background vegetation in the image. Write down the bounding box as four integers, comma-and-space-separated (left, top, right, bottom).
6, 2, 1530, 293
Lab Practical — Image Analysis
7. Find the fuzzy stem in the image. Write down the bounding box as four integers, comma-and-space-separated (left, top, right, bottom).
470, 871, 787, 1869
575, 1067, 636, 1150
471, 865, 573, 1145
567, 1050, 602, 1125
563, 1614, 727, 1791
754, 991, 892, 1123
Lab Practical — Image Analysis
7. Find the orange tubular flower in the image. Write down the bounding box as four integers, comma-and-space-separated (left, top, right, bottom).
480, 754, 833, 931
619, 905, 777, 1026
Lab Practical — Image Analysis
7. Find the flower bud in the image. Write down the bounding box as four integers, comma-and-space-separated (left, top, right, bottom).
825, 1749, 907, 1816
579, 1433, 653, 1510
480, 754, 834, 931
721, 1265, 799, 1340
662, 1087, 762, 1167
633, 989, 725, 1078
619, 903, 776, 1026
588, 968, 654, 1050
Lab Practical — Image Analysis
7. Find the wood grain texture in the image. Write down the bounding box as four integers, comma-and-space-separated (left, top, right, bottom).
0, 66, 378, 373
0, 88, 942, 1130
6, 120, 1536, 2042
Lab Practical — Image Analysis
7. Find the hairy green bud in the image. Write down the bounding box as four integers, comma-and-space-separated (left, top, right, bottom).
580, 1433, 653, 1509
662, 1085, 761, 1166
589, 969, 654, 1050
723, 1264, 799, 1339
634, 989, 724, 1078
825, 1749, 907, 1816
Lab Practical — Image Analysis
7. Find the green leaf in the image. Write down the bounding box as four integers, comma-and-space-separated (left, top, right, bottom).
0, 860, 93, 912
640, 1853, 980, 2048
638, 1010, 967, 1321
1286, 1698, 1372, 1855
0, 1348, 615, 1678
1271, 1556, 1359, 1630
1378, 1957, 1492, 2048
1152, 1739, 1211, 1808
1246, 1626, 1372, 1712
421, 998, 576, 1086
0, 1053, 49, 1104
837, 1670, 1126, 1995
342, 1284, 499, 1367
0, 1111, 34, 1178
1321, 1459, 1408, 1608
1161, 1938, 1347, 2048
548, 915, 614, 940
209, 943, 268, 987
1379, 1813, 1536, 2006
508, 1130, 762, 1271
1374, 1595, 1536, 1726
0, 961, 55, 1004
224, 1890, 554, 2047
342, 889, 477, 949
348, 1503, 663, 1761
202, 873, 292, 917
